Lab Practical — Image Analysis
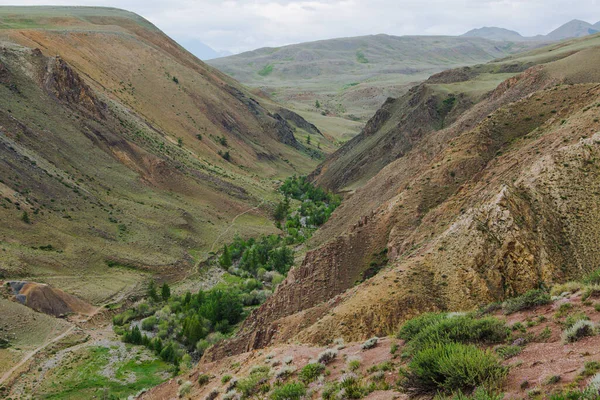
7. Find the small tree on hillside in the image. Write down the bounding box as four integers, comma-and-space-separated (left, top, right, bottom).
219, 245, 232, 268
161, 282, 171, 301
315, 100, 321, 109
21, 211, 30, 224
147, 280, 159, 302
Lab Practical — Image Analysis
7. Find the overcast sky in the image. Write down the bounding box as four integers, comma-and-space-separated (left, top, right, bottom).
2, 0, 599, 54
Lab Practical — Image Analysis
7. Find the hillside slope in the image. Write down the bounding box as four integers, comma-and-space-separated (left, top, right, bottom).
208, 35, 535, 137
205, 33, 600, 359
0, 6, 323, 304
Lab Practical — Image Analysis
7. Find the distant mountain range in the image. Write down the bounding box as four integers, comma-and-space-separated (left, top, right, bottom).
463, 19, 600, 41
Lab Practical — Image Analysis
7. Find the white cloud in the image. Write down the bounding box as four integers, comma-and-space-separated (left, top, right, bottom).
1, 0, 598, 53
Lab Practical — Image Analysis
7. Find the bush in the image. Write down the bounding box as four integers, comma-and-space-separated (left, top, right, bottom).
562, 320, 596, 343
198, 374, 210, 386
406, 314, 508, 355
317, 348, 338, 365
551, 282, 583, 297
179, 381, 192, 396
584, 269, 600, 285
398, 312, 448, 340
221, 374, 233, 384
404, 342, 507, 394
298, 363, 325, 383
502, 289, 551, 314
361, 337, 378, 350
141, 316, 157, 331
270, 382, 306, 400
338, 373, 368, 398
205, 389, 219, 400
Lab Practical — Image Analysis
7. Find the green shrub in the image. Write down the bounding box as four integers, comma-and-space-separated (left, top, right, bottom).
198, 374, 210, 386
339, 373, 367, 398
565, 313, 590, 329
178, 381, 192, 396
584, 269, 600, 285
221, 374, 232, 384
502, 289, 551, 314
404, 342, 507, 394
495, 345, 522, 359
141, 316, 157, 331
562, 320, 596, 343
270, 382, 306, 400
398, 312, 448, 340
407, 315, 508, 355
298, 363, 325, 383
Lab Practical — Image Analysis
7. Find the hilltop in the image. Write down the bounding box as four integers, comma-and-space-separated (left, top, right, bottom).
463, 19, 600, 42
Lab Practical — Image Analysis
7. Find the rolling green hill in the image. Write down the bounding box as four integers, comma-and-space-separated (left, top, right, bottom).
208, 34, 536, 140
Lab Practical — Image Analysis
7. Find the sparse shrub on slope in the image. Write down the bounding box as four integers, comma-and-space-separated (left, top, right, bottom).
397, 312, 448, 340
406, 314, 509, 354
317, 348, 338, 364
562, 320, 596, 343
361, 337, 378, 350
502, 289, 551, 314
404, 342, 507, 394
270, 382, 306, 400
298, 363, 325, 383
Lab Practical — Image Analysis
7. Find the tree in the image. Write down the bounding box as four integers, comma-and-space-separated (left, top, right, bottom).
147, 280, 159, 302
273, 198, 289, 222
177, 137, 183, 147
219, 245, 232, 268
315, 100, 321, 109
306, 136, 311, 145
21, 211, 30, 224
161, 282, 171, 301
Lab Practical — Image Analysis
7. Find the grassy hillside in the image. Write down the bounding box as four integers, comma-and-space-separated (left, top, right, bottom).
208, 34, 536, 140
0, 6, 331, 305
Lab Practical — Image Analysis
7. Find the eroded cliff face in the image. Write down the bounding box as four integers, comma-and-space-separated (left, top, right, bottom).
44, 56, 107, 119
207, 48, 600, 359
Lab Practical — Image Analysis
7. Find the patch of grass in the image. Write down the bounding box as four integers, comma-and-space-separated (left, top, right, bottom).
502, 289, 551, 314
298, 363, 325, 383
356, 50, 369, 64
495, 344, 522, 359
270, 381, 306, 400
583, 269, 600, 285
38, 346, 170, 399
258, 64, 274, 76
403, 342, 507, 394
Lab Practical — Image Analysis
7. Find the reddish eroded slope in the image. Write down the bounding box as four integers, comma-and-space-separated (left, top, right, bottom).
207, 36, 600, 359
143, 289, 600, 399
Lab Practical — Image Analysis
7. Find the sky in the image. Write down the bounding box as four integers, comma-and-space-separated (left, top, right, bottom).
2, 0, 599, 55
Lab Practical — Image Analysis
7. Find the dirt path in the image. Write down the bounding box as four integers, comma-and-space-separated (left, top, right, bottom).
0, 325, 75, 386
208, 200, 266, 254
